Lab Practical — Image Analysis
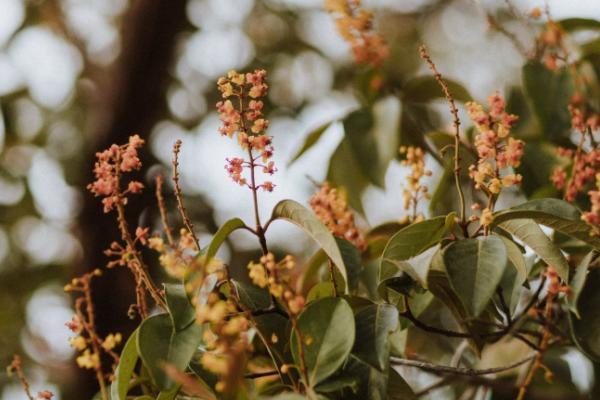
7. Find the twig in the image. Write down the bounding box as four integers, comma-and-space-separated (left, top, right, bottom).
419, 45, 467, 229
8, 355, 34, 400
244, 370, 279, 379
390, 354, 536, 376
155, 174, 175, 246
172, 140, 201, 251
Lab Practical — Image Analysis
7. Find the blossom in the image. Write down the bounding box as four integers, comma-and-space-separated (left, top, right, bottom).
76, 349, 100, 370
101, 333, 122, 351
325, 0, 389, 67
69, 336, 87, 351
36, 391, 54, 400
87, 135, 145, 213
466, 92, 524, 196
399, 146, 432, 220
309, 182, 366, 250
216, 70, 276, 192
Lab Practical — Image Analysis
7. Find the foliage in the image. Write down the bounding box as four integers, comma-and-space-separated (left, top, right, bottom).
7, 2, 600, 400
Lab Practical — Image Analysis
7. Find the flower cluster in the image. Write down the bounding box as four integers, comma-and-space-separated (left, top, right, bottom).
217, 70, 276, 192
87, 135, 145, 213
64, 270, 121, 385
324, 0, 389, 67
309, 182, 366, 250
534, 20, 567, 71
551, 146, 600, 202
247, 253, 305, 315
582, 174, 600, 231
466, 92, 524, 224
196, 291, 251, 394
148, 228, 199, 279
399, 146, 432, 221
8, 355, 54, 400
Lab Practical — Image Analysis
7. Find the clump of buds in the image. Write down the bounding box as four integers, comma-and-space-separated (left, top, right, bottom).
399, 146, 432, 221
87, 135, 145, 213
324, 0, 389, 67
216, 70, 276, 192
309, 182, 366, 250
467, 92, 524, 227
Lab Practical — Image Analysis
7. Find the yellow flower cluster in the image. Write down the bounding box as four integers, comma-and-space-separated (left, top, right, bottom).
399, 146, 432, 221
324, 0, 389, 67
309, 182, 366, 250
196, 292, 251, 394
246, 253, 306, 315
148, 229, 199, 279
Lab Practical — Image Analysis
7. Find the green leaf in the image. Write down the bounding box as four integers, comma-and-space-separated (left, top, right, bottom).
380, 216, 447, 282
157, 385, 180, 400
289, 121, 334, 164
200, 217, 247, 262
335, 237, 362, 292
165, 284, 195, 331
291, 297, 355, 386
230, 280, 272, 312
307, 281, 336, 302
387, 368, 417, 400
327, 137, 369, 214
568, 251, 595, 317
137, 314, 203, 390
352, 303, 399, 371
334, 355, 389, 400
402, 75, 471, 103
570, 267, 600, 361
343, 108, 384, 187
111, 329, 139, 400
498, 218, 570, 281
443, 237, 507, 317
270, 200, 348, 289
493, 198, 600, 249
497, 236, 528, 312
558, 18, 600, 31
522, 62, 574, 142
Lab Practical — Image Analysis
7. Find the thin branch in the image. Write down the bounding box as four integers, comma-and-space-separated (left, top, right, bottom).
390, 354, 536, 376
155, 174, 175, 246
8, 355, 34, 400
244, 370, 279, 379
172, 140, 201, 251
419, 45, 467, 228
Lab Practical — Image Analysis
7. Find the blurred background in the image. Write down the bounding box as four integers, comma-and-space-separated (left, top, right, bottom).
0, 0, 598, 398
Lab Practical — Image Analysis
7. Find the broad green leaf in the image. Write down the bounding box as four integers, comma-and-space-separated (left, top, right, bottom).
157, 385, 180, 400
327, 137, 369, 214
493, 199, 600, 249
372, 96, 402, 173
387, 368, 417, 400
300, 249, 328, 290
498, 236, 528, 285
498, 218, 570, 281
558, 18, 600, 31
137, 314, 203, 390
291, 297, 355, 386
570, 268, 600, 361
568, 251, 595, 317
270, 200, 348, 288
402, 75, 471, 103
352, 303, 399, 370
426, 248, 469, 320
335, 237, 361, 291
200, 218, 247, 262
522, 62, 574, 142
343, 108, 384, 187
289, 121, 334, 164
111, 329, 139, 400
334, 355, 389, 400
230, 280, 271, 312
307, 281, 336, 302
444, 237, 507, 317
497, 236, 527, 312
262, 394, 307, 400
380, 216, 447, 281
165, 284, 195, 331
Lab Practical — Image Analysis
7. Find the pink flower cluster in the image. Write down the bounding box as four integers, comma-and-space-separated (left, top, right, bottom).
552, 147, 600, 202
583, 178, 600, 228
87, 135, 145, 212
216, 70, 276, 192
467, 92, 524, 195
